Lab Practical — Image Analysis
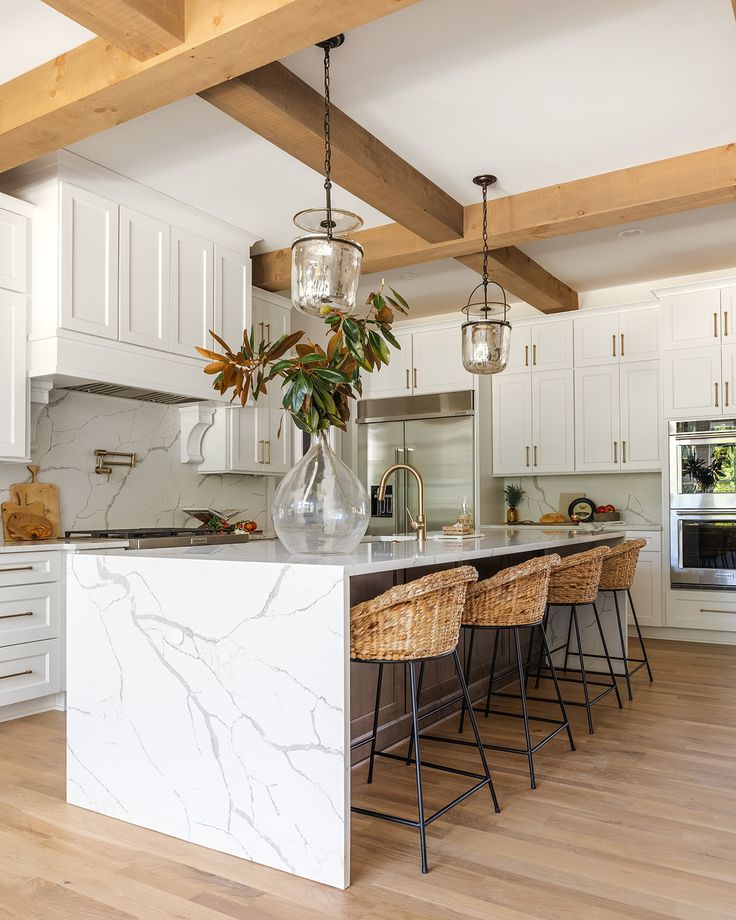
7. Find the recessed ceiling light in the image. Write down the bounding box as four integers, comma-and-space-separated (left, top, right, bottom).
393, 271, 418, 281
616, 227, 646, 239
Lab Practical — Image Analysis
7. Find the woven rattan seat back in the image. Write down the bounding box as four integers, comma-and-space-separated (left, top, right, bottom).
547, 546, 611, 604
350, 566, 479, 661
598, 539, 647, 591
463, 554, 561, 628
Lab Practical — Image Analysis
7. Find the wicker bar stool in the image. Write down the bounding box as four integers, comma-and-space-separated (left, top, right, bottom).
421, 554, 574, 790
533, 546, 623, 734
598, 539, 654, 700
350, 565, 500, 875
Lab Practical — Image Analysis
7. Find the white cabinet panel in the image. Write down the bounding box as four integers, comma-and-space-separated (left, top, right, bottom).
575, 365, 620, 471
574, 313, 619, 367
214, 246, 251, 351
667, 590, 736, 632
0, 552, 61, 588
119, 207, 170, 350
662, 346, 720, 417
0, 207, 28, 293
361, 332, 412, 398
531, 369, 574, 473
504, 324, 531, 372
0, 583, 61, 647
722, 288, 735, 343
628, 552, 662, 628
722, 343, 736, 413
492, 373, 532, 475
253, 292, 290, 349
661, 290, 722, 350
619, 361, 660, 470
60, 184, 119, 339
412, 326, 468, 394
619, 308, 660, 362
0, 290, 28, 460
531, 320, 573, 370
170, 228, 213, 358
0, 639, 60, 707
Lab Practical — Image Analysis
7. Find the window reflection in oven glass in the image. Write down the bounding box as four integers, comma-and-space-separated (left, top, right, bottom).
679, 444, 736, 494
681, 522, 736, 570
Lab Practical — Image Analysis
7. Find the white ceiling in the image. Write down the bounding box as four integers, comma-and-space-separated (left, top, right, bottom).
1, 0, 735, 317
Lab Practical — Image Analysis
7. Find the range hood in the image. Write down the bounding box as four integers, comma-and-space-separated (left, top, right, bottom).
59, 381, 203, 406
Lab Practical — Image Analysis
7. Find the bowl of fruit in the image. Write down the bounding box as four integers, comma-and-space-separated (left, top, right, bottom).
593, 504, 620, 522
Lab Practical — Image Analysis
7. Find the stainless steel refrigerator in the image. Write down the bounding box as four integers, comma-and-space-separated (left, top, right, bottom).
356, 391, 475, 536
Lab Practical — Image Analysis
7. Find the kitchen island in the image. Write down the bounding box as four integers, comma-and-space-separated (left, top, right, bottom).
66, 529, 624, 889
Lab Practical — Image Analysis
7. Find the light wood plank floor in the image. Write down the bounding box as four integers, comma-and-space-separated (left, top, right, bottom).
0, 639, 734, 919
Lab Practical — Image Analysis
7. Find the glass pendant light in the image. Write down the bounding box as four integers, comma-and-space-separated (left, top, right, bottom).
460, 175, 512, 374
291, 34, 364, 316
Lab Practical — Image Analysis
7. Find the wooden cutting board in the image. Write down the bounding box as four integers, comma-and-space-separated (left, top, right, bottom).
11, 466, 60, 539
1, 500, 53, 542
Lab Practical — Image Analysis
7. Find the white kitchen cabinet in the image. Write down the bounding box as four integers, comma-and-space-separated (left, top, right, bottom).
619, 361, 661, 469
575, 365, 619, 471
60, 183, 119, 340
492, 373, 532, 475
662, 346, 721, 417
531, 320, 573, 370
360, 331, 412, 398
253, 289, 290, 347
661, 289, 723, 350
252, 291, 292, 475
618, 308, 660, 362
198, 406, 289, 475
721, 343, 736, 413
170, 228, 213, 358
531, 370, 575, 472
119, 206, 170, 351
505, 324, 531, 372
628, 551, 662, 628
575, 308, 659, 366
412, 326, 468, 394
722, 288, 735, 344
666, 589, 736, 633
0, 206, 28, 293
214, 245, 251, 351
0, 289, 28, 461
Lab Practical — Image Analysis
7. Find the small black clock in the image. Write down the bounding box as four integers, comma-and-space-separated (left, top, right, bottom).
567, 497, 596, 523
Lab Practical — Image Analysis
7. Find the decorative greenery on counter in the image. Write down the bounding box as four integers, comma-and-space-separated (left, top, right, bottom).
504, 483, 525, 509
196, 287, 409, 435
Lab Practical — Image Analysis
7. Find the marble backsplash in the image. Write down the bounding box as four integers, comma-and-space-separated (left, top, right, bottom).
502, 472, 662, 527
0, 390, 268, 533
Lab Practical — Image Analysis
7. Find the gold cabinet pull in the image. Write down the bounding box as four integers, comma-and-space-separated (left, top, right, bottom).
726, 381, 730, 408
725, 312, 729, 337
413, 368, 417, 388
259, 321, 264, 341
0, 611, 33, 621
613, 441, 618, 463
405, 368, 410, 389
620, 333, 624, 357
265, 323, 271, 341
714, 312, 718, 338
622, 440, 627, 463
532, 343, 537, 366
266, 440, 271, 464
525, 446, 530, 468
699, 608, 734, 615
0, 669, 32, 681
715, 382, 719, 408
612, 334, 616, 358
257, 440, 264, 464
533, 446, 538, 467
524, 345, 529, 367
0, 565, 33, 574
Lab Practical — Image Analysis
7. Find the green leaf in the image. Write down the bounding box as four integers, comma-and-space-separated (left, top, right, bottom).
342, 317, 361, 342
389, 286, 410, 313
369, 330, 390, 364
314, 367, 351, 383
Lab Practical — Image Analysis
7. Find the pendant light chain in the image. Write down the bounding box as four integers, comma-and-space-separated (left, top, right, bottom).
323, 42, 334, 239
481, 180, 489, 314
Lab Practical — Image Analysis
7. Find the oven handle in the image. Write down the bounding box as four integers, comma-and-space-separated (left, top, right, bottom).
673, 512, 736, 520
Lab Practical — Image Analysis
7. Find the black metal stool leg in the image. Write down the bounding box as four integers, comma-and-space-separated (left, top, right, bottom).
524, 624, 535, 692
571, 605, 594, 734
563, 606, 574, 672
367, 662, 384, 784
514, 627, 536, 789
406, 660, 425, 764
534, 606, 548, 688
628, 588, 654, 682
458, 627, 475, 734
453, 649, 500, 813
484, 629, 499, 717
592, 602, 623, 709
613, 590, 634, 701
540, 625, 575, 751
408, 661, 428, 874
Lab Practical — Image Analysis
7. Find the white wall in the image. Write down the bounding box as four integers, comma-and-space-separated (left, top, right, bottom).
0, 391, 268, 533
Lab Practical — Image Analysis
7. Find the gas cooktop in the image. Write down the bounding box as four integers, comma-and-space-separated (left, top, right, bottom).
65, 527, 251, 550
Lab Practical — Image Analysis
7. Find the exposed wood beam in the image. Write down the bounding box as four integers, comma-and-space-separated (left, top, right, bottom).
253, 143, 736, 287
42, 1, 186, 61
0, 0, 419, 173
200, 62, 463, 243
456, 250, 578, 314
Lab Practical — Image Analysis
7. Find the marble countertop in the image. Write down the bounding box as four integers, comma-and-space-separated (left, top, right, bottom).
0, 538, 129, 554
85, 529, 626, 576
481, 522, 662, 532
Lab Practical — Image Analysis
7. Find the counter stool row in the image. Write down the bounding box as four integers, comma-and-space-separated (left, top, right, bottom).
349, 539, 653, 874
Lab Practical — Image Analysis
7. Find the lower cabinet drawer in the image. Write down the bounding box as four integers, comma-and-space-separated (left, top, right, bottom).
0, 583, 61, 646
0, 552, 61, 587
667, 591, 736, 632
0, 639, 61, 707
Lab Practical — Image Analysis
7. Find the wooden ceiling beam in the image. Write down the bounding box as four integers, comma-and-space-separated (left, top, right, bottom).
456, 250, 579, 314
0, 0, 419, 173
200, 62, 463, 243
253, 143, 736, 287
42, 1, 186, 61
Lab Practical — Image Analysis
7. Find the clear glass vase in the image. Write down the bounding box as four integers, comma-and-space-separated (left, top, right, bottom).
272, 432, 369, 555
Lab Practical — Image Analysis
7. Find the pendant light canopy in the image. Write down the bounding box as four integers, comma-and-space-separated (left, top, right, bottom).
460, 175, 512, 374
291, 34, 364, 316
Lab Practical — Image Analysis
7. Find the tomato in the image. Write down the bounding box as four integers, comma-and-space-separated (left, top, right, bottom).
604, 504, 616, 513
245, 520, 258, 532
596, 505, 607, 513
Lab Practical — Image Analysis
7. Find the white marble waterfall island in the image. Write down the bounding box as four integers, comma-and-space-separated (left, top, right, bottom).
66, 530, 623, 889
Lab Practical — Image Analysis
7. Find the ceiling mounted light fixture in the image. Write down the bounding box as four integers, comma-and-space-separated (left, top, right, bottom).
291, 34, 364, 316
460, 175, 512, 375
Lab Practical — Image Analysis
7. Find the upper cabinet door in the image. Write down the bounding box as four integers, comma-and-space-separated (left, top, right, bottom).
253, 293, 291, 413
574, 313, 619, 367
170, 228, 213, 359
531, 320, 573, 371
492, 373, 532, 475
721, 288, 735, 344
360, 331, 412, 398
0, 207, 28, 293
119, 206, 170, 351
504, 324, 532, 373
618, 307, 660, 362
0, 290, 28, 460
412, 326, 469, 394
531, 369, 574, 473
574, 365, 621, 471
720, 343, 736, 414
214, 245, 251, 352
60, 184, 119, 339
662, 346, 721, 417
619, 360, 660, 470
661, 290, 722, 350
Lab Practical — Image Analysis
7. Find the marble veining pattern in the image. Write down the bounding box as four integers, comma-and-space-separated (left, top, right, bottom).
66, 552, 349, 888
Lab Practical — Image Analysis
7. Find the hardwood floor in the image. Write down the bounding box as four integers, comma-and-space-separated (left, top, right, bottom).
0, 639, 734, 919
